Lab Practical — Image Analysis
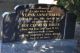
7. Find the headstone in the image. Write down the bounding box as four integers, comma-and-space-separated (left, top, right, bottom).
2, 12, 17, 42
2, 4, 76, 42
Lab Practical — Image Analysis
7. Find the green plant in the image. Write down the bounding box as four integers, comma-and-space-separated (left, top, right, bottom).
57, 0, 80, 21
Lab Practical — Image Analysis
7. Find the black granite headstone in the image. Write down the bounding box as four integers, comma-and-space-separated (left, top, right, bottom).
15, 4, 66, 40
3, 12, 17, 42
2, 4, 77, 43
